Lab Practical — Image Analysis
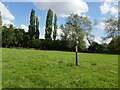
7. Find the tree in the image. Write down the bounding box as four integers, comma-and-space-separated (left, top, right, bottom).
60, 24, 69, 41
35, 16, 39, 39
107, 36, 120, 54
13, 28, 25, 47
53, 14, 57, 41
28, 39, 41, 49
60, 14, 92, 51
0, 11, 2, 26
29, 9, 36, 40
104, 17, 120, 54
86, 33, 94, 46
104, 17, 119, 38
0, 11, 2, 47
45, 9, 53, 39
23, 32, 29, 48
88, 41, 108, 53
2, 25, 14, 47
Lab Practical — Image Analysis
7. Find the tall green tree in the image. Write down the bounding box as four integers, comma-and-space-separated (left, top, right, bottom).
35, 16, 39, 39
60, 14, 92, 51
107, 36, 120, 54
45, 9, 53, 39
2, 25, 14, 47
29, 9, 36, 40
104, 17, 120, 54
0, 11, 2, 26
104, 17, 119, 38
0, 12, 2, 47
53, 14, 57, 41
13, 28, 25, 47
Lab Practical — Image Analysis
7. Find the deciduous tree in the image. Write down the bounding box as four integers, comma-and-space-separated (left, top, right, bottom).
0, 11, 2, 26
104, 17, 119, 38
60, 14, 92, 51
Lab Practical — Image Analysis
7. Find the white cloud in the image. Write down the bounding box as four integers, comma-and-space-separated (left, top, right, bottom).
105, 38, 112, 44
34, 0, 88, 17
94, 37, 112, 44
100, 2, 118, 16
51, 26, 63, 40
100, 2, 111, 14
85, 36, 112, 48
39, 35, 45, 39
0, 2, 15, 26
2, 20, 14, 27
95, 22, 105, 30
38, 16, 41, 19
114, 2, 118, 6
43, 26, 63, 40
21, 24, 28, 32
84, 37, 90, 48
110, 7, 118, 15
56, 28, 63, 40
94, 37, 102, 44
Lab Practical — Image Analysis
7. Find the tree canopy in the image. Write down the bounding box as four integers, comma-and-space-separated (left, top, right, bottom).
104, 17, 119, 38
60, 14, 92, 51
45, 9, 53, 40
53, 14, 57, 41
28, 9, 36, 40
0, 12, 2, 26
35, 16, 39, 39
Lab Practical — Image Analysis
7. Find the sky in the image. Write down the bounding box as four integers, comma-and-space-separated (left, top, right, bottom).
0, 0, 118, 44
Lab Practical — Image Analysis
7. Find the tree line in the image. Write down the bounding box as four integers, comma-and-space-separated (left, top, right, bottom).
0, 9, 120, 54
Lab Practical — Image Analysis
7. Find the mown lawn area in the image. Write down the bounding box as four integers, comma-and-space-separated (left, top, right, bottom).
2, 48, 118, 88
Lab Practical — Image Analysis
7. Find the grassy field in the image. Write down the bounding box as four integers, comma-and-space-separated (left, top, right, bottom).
2, 48, 118, 88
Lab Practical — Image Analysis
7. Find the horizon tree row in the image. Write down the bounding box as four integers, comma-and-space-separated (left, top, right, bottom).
1, 9, 120, 54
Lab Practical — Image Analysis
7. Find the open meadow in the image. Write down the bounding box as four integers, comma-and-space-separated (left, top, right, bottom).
2, 48, 118, 88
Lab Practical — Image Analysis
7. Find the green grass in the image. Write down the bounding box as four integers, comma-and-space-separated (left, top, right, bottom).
2, 48, 118, 88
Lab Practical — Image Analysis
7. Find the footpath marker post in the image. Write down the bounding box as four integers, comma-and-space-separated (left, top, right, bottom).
76, 45, 78, 66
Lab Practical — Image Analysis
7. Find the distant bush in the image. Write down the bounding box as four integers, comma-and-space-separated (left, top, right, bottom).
107, 36, 120, 54
28, 39, 41, 49
26, 39, 70, 51
87, 42, 108, 53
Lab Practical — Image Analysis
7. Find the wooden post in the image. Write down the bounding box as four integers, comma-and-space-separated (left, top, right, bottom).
76, 45, 78, 66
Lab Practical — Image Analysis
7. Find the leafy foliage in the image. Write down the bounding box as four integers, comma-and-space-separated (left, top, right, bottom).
35, 17, 39, 39
0, 12, 2, 47
104, 17, 118, 38
87, 42, 108, 53
2, 25, 15, 47
0, 12, 2, 26
107, 36, 120, 54
45, 9, 53, 39
13, 28, 25, 47
28, 9, 36, 40
60, 14, 92, 51
53, 14, 57, 41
